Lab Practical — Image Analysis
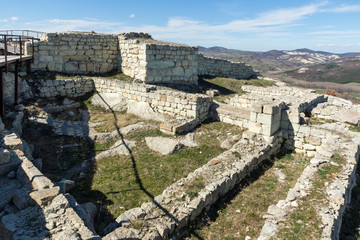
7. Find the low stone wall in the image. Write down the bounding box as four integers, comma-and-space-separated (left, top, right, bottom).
28, 32, 119, 73
29, 78, 94, 98
198, 54, 258, 79
93, 78, 211, 120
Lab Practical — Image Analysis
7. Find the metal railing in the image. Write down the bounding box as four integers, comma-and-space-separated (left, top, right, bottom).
0, 30, 45, 39
0, 33, 41, 70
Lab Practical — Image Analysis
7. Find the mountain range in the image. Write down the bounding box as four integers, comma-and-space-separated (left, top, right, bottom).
198, 46, 360, 75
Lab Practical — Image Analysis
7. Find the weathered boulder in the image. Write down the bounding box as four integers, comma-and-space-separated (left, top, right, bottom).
91, 92, 128, 112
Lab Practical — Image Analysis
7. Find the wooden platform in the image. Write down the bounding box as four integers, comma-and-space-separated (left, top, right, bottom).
0, 55, 32, 67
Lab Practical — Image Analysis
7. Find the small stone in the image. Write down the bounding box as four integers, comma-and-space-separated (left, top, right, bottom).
0, 148, 11, 165
67, 111, 75, 117
210, 160, 220, 165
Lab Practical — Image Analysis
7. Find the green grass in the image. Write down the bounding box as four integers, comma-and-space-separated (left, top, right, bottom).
73, 121, 244, 230
349, 125, 360, 132
350, 93, 360, 98
187, 153, 309, 240
199, 76, 275, 102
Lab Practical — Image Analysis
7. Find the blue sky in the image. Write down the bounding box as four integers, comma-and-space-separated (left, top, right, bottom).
1, 0, 360, 53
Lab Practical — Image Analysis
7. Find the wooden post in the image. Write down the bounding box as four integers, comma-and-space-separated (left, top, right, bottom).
15, 62, 18, 106
0, 68, 4, 117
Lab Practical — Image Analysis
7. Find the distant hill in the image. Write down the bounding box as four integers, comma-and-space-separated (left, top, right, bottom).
198, 46, 360, 75
284, 57, 360, 85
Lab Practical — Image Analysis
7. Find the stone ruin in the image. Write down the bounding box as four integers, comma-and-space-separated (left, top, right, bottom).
26, 32, 258, 84
0, 31, 359, 240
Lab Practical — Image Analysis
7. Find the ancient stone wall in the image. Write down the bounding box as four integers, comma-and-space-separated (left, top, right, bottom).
118, 33, 199, 84
198, 54, 258, 79
144, 42, 198, 84
118, 33, 148, 80
93, 78, 211, 120
29, 32, 257, 84
29, 78, 94, 98
28, 32, 119, 73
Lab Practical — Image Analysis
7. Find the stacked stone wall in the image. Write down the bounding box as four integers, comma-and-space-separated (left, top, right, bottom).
93, 78, 211, 120
198, 54, 258, 79
144, 44, 198, 84
29, 78, 94, 98
29, 32, 257, 85
28, 32, 119, 73
118, 33, 148, 80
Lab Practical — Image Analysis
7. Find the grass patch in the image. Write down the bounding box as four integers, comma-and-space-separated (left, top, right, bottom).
186, 153, 308, 240
276, 154, 345, 239
73, 121, 243, 229
199, 76, 275, 102
86, 102, 146, 133
350, 93, 360, 98
349, 125, 360, 132
310, 117, 335, 125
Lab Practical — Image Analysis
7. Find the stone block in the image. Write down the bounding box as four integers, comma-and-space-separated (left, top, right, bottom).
3, 133, 23, 151
29, 186, 60, 206
64, 61, 78, 72
250, 103, 263, 113
257, 113, 272, 125
263, 105, 279, 115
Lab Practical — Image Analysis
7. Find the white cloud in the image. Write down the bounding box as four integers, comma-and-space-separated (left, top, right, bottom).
327, 4, 360, 13
10, 16, 19, 21
130, 14, 135, 19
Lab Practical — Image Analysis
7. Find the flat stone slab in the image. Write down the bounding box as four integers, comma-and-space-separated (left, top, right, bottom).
95, 139, 137, 160
145, 133, 198, 155
91, 92, 128, 112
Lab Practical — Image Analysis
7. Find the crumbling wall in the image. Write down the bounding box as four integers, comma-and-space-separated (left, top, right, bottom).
198, 54, 258, 79
93, 78, 211, 120
28, 32, 119, 73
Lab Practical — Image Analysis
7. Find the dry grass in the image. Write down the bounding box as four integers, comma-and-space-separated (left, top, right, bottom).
187, 153, 309, 240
